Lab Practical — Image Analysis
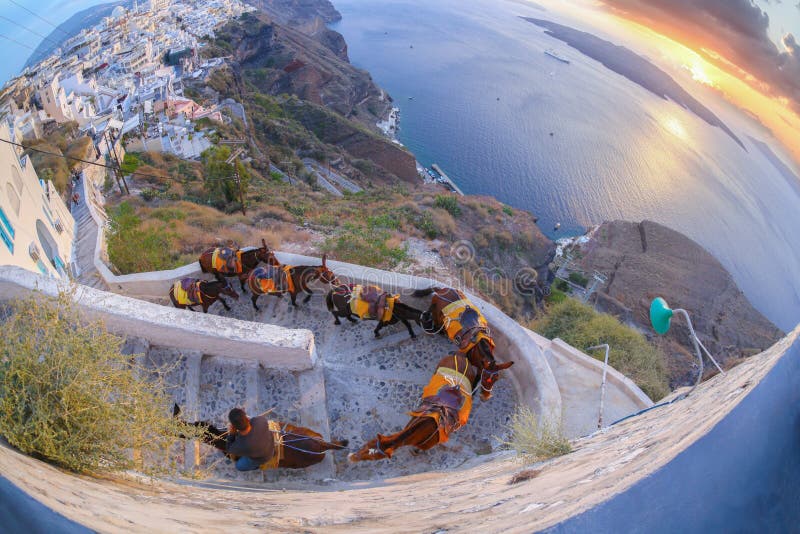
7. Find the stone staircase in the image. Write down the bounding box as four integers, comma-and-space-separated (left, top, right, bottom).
124, 289, 518, 485
71, 175, 108, 291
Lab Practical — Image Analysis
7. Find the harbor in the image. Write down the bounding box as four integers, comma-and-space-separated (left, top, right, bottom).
429, 163, 464, 195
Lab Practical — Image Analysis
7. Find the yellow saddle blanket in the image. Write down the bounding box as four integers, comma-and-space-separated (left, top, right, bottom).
173, 279, 201, 306
409, 363, 473, 444
211, 248, 243, 274
441, 298, 493, 352
349, 284, 397, 322
259, 420, 285, 470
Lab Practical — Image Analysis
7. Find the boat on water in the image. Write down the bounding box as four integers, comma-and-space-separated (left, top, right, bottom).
544, 48, 570, 64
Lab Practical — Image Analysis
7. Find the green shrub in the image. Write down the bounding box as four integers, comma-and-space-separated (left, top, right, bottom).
502, 205, 514, 216
554, 278, 569, 292
532, 299, 669, 400
0, 293, 204, 474
434, 194, 462, 217
120, 152, 142, 175
324, 225, 407, 268
505, 406, 571, 463
107, 202, 180, 273
568, 272, 589, 288
546, 288, 567, 305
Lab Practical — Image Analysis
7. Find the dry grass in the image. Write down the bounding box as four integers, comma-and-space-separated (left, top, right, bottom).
0, 292, 204, 474
505, 406, 572, 464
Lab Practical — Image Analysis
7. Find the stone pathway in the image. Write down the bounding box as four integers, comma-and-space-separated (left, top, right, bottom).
136, 287, 518, 484
71, 169, 108, 291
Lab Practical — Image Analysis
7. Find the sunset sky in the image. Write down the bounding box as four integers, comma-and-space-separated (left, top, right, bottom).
546, 0, 800, 167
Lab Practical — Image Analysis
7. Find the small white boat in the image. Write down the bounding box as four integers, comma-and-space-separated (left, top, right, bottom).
545, 48, 570, 64
554, 222, 561, 230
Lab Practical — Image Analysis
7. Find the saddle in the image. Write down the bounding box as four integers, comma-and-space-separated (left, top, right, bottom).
249, 265, 294, 295
350, 284, 396, 322
259, 420, 285, 470
173, 279, 202, 305
408, 362, 473, 444
441, 299, 493, 352
212, 247, 242, 274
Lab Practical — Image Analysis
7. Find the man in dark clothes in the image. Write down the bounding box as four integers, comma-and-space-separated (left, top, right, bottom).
226, 407, 275, 471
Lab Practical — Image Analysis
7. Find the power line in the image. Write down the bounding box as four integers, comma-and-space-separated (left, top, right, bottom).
6, 0, 70, 37
0, 32, 36, 51
0, 137, 240, 184
0, 14, 64, 49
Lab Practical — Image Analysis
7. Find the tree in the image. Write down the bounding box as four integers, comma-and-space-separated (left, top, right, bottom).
200, 146, 250, 210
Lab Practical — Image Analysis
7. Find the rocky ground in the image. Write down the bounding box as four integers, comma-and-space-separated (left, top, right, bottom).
573, 220, 783, 386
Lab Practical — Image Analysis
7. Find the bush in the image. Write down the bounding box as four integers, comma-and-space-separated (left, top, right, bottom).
554, 278, 569, 292
502, 205, 514, 216
107, 201, 180, 273
434, 194, 462, 217
0, 293, 203, 474
568, 272, 589, 288
531, 299, 669, 400
546, 288, 567, 305
505, 406, 571, 463
324, 225, 407, 268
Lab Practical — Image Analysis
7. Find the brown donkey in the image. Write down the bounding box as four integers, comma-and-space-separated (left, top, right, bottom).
199, 239, 279, 290
246, 254, 339, 310
348, 353, 512, 463
169, 278, 239, 313
173, 405, 348, 469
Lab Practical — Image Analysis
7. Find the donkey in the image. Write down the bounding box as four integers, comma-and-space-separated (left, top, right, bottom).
325, 284, 423, 339
415, 286, 509, 393
173, 405, 348, 469
246, 254, 339, 310
199, 239, 279, 290
168, 278, 239, 313
348, 353, 512, 462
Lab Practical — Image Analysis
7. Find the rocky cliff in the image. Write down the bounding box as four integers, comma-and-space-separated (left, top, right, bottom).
210, 12, 417, 182
574, 220, 783, 386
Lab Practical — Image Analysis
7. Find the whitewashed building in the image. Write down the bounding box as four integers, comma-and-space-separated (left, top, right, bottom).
0, 124, 75, 278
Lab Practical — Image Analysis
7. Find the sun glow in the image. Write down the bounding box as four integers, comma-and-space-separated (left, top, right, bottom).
689, 61, 714, 87
662, 116, 688, 141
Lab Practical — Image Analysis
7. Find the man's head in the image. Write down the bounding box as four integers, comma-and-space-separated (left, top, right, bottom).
228, 407, 250, 432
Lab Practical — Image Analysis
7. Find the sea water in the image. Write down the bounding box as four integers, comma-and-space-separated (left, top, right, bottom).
330, 0, 800, 331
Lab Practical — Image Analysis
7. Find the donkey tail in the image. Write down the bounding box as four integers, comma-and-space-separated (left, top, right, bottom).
413, 287, 440, 298
325, 290, 334, 312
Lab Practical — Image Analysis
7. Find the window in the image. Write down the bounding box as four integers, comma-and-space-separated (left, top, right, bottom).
0, 205, 14, 238
6, 183, 20, 215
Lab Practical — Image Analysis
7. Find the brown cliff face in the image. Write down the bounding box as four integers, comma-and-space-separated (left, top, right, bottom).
213, 13, 417, 182
576, 220, 783, 386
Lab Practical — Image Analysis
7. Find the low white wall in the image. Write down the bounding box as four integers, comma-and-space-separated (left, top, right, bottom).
0, 266, 316, 370
549, 338, 653, 409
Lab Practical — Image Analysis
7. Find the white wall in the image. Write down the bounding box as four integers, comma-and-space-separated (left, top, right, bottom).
0, 123, 75, 279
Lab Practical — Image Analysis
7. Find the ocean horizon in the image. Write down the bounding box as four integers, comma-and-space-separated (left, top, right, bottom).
330, 0, 800, 332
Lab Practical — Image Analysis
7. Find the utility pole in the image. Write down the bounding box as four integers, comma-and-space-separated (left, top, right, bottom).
103, 130, 128, 195
221, 139, 247, 215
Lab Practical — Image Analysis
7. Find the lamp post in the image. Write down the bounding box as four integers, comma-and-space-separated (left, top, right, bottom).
650, 297, 725, 391
587, 343, 610, 429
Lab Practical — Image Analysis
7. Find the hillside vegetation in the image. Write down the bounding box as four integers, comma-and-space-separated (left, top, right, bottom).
532, 298, 670, 400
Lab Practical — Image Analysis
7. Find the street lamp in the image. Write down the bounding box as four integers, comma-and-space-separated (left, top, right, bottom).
650, 297, 725, 390
586, 343, 610, 429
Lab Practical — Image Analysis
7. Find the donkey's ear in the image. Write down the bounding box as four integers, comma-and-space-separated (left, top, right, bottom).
322, 253, 327, 266
496, 361, 514, 370
262, 238, 268, 250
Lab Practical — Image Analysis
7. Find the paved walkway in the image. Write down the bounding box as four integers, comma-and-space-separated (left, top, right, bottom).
71, 168, 108, 291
